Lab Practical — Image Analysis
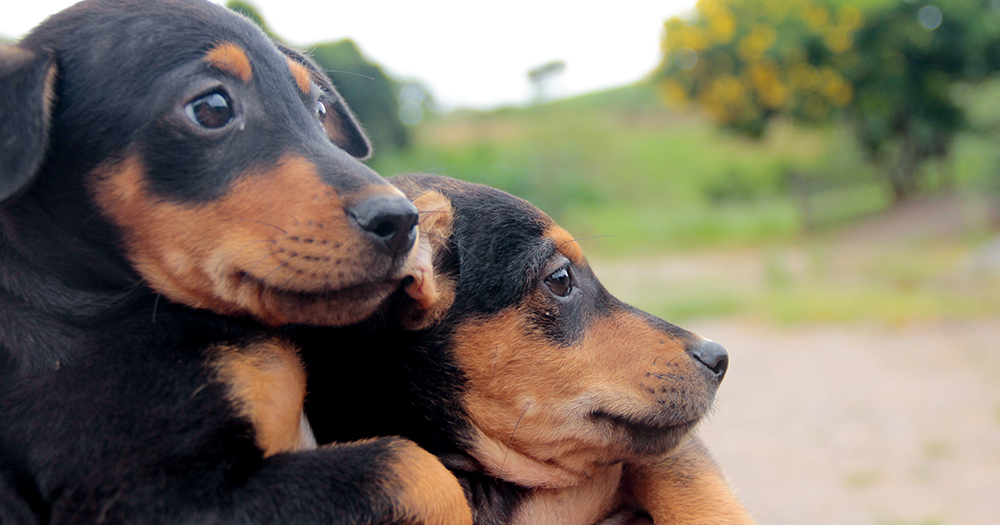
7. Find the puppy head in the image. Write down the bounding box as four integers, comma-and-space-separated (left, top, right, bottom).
392, 174, 728, 489
1, 0, 416, 326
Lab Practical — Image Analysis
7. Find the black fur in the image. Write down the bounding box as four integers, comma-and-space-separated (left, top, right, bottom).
0, 1, 456, 524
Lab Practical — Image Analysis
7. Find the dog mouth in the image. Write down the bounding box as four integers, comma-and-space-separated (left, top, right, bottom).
230, 270, 402, 326
588, 410, 701, 455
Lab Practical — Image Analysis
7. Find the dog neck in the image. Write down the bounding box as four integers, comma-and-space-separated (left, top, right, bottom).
464, 423, 609, 489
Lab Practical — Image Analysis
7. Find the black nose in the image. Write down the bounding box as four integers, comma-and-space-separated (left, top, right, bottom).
349, 195, 419, 255
688, 340, 729, 381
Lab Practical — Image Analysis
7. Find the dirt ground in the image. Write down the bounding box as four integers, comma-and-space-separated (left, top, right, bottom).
688, 318, 1000, 525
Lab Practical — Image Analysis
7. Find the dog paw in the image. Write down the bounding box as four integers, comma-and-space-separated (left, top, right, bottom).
384, 437, 473, 525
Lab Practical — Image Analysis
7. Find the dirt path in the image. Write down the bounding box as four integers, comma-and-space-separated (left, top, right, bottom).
687, 318, 1000, 525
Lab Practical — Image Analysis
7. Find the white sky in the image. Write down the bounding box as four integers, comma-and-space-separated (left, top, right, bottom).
1, 0, 698, 109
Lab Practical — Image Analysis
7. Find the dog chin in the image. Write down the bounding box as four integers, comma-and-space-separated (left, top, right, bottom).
228, 272, 403, 326
589, 410, 703, 457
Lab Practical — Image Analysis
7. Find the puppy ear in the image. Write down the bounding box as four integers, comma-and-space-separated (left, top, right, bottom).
277, 44, 372, 160
398, 189, 456, 331
0, 46, 57, 202
320, 94, 372, 160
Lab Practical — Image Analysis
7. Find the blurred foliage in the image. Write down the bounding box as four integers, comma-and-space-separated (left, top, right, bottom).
656, 0, 862, 135
655, 0, 1000, 202
225, 1, 409, 155
308, 40, 408, 152
375, 84, 845, 255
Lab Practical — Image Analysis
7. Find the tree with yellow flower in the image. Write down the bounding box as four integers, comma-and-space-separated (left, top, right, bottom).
655, 0, 1000, 202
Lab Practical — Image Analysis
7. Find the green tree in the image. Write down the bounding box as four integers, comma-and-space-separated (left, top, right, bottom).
845, 0, 1000, 200
528, 60, 566, 103
655, 0, 1000, 202
309, 40, 408, 152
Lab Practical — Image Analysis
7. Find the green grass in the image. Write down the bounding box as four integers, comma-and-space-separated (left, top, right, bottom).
594, 239, 1000, 325
372, 84, 839, 256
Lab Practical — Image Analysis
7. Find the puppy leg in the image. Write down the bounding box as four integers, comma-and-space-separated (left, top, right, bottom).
624, 437, 754, 525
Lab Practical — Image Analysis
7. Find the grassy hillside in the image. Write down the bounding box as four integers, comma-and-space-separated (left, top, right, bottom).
371, 83, 903, 256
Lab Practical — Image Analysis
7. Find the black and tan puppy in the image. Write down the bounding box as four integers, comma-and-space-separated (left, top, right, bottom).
0, 1, 470, 523
300, 174, 754, 524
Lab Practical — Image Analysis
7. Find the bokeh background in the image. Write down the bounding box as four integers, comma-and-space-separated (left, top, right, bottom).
5, 1, 1000, 523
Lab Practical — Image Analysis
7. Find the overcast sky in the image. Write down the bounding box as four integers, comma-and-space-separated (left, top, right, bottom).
2, 0, 698, 109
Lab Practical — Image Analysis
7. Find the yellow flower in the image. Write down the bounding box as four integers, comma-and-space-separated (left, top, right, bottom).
710, 12, 737, 43
738, 25, 777, 61
803, 5, 829, 31
837, 6, 862, 31
657, 80, 690, 107
819, 68, 853, 106
824, 29, 852, 53
789, 63, 819, 90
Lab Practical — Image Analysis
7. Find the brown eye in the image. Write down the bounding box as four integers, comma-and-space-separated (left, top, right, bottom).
545, 267, 573, 297
185, 92, 233, 128
315, 100, 327, 122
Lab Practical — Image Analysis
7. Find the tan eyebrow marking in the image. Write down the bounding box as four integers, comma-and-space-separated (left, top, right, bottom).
204, 42, 252, 82
547, 224, 584, 264
287, 58, 312, 95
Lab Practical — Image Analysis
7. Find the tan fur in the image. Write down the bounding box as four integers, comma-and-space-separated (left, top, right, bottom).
400, 190, 456, 330
42, 61, 57, 124
213, 338, 307, 456
450, 309, 709, 489
547, 224, 584, 265
287, 57, 312, 95
510, 464, 624, 525
89, 154, 407, 326
626, 437, 754, 524
204, 42, 252, 82
381, 439, 474, 525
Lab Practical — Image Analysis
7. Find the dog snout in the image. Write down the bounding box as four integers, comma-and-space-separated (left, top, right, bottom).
687, 340, 729, 382
348, 194, 419, 256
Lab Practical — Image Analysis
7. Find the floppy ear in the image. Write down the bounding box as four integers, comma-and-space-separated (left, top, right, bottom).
0, 45, 57, 202
319, 92, 373, 160
397, 187, 456, 331
277, 43, 372, 160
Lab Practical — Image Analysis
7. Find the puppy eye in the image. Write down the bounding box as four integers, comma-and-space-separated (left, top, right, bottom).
544, 267, 573, 297
185, 92, 233, 129
315, 100, 327, 122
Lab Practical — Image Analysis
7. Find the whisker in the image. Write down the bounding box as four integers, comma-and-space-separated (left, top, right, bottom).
498, 404, 530, 478
653, 389, 680, 407
224, 218, 289, 234
561, 235, 626, 246
152, 292, 161, 323
323, 68, 375, 81
649, 372, 682, 383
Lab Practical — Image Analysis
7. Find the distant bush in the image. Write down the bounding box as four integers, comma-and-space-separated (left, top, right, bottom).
308, 40, 409, 153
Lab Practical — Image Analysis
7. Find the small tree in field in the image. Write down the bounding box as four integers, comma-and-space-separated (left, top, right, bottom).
528, 60, 566, 103
655, 0, 1000, 202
